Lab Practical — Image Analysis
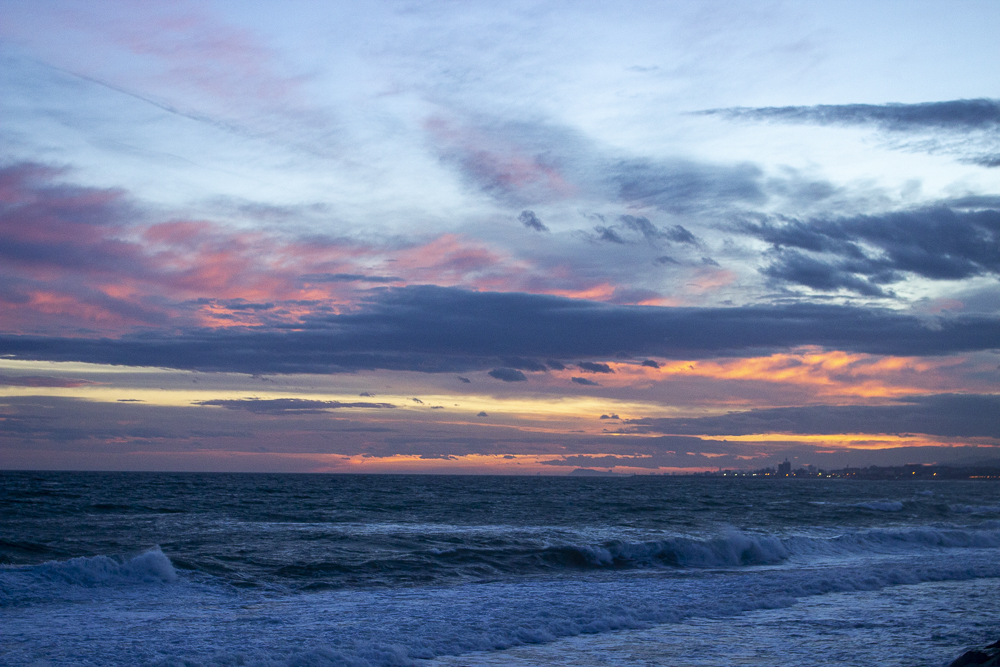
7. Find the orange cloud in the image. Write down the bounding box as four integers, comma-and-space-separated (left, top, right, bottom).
589, 347, 981, 401
683, 266, 738, 294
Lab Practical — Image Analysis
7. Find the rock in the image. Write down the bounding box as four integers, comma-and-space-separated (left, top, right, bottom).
950, 651, 991, 667
948, 641, 1000, 667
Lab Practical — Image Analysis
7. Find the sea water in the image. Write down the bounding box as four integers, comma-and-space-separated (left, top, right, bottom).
2, 472, 999, 666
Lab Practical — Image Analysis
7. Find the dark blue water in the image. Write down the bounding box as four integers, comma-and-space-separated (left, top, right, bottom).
2, 472, 999, 666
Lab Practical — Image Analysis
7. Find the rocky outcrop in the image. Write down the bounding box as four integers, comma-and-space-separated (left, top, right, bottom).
948, 640, 1000, 667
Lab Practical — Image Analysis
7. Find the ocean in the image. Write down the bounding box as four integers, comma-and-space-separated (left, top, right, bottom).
2, 472, 999, 666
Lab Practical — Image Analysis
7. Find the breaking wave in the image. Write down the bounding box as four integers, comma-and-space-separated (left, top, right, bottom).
0, 547, 175, 606
273, 525, 1000, 591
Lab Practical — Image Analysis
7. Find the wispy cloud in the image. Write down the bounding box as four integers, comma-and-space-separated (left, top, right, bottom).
700, 99, 1000, 132
701, 99, 1000, 167
426, 115, 767, 212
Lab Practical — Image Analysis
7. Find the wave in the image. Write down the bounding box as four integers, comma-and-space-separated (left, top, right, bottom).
520, 531, 791, 568
850, 500, 905, 511
29, 548, 177, 585
5, 525, 1000, 597
519, 526, 1000, 569
273, 525, 1000, 591
145, 557, 1000, 667
5, 539, 1000, 666
805, 497, 1000, 516
950, 504, 1000, 515
0, 547, 175, 606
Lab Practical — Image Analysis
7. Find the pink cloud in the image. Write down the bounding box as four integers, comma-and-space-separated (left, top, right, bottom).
0, 163, 685, 335
426, 116, 576, 204
27, 1, 305, 110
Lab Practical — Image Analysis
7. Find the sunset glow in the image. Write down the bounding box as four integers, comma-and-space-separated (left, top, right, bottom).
2, 0, 998, 474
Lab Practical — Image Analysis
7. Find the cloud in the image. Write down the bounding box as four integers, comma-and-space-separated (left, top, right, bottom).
599, 414, 619, 420
702, 100, 1000, 167
204, 299, 275, 311
518, 210, 548, 232
15, 3, 341, 160
701, 99, 1000, 132
426, 116, 766, 211
0, 164, 173, 329
594, 226, 627, 244
300, 273, 403, 284
0, 394, 993, 471
571, 377, 599, 386
539, 451, 720, 470
611, 158, 766, 213
0, 163, 312, 331
3, 163, 581, 333
625, 394, 1000, 438
501, 357, 548, 371
619, 215, 661, 242
666, 226, 698, 244
477, 411, 488, 417
948, 195, 1000, 209
761, 250, 892, 297
194, 398, 396, 414
591, 216, 700, 247
969, 155, 1000, 168
0, 374, 96, 388
641, 359, 660, 368
458, 376, 471, 383
4, 286, 1000, 374
425, 116, 576, 206
741, 207, 1000, 294
488, 367, 527, 382
578, 361, 613, 373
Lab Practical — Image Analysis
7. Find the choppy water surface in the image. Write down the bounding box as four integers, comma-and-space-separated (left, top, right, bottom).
2, 472, 999, 665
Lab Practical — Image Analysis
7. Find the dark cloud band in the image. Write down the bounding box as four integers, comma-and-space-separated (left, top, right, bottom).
740, 207, 1000, 295
626, 394, 1000, 439
2, 286, 1000, 374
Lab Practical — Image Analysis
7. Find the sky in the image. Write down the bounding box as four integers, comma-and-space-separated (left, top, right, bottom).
1, 0, 999, 474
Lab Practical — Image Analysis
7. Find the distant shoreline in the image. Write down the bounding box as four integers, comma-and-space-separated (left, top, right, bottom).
693, 463, 1000, 480
3, 465, 1000, 479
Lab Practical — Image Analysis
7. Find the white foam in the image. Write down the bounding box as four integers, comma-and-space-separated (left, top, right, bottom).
5, 548, 1000, 666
